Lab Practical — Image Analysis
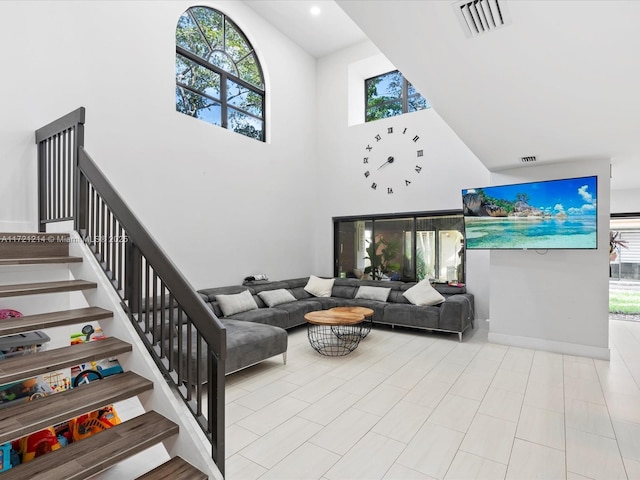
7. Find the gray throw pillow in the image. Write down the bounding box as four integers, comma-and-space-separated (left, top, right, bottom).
258, 289, 297, 308
216, 290, 258, 317
355, 285, 391, 302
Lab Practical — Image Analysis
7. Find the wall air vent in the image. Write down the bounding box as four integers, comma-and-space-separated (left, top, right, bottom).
521, 156, 537, 163
453, 0, 511, 38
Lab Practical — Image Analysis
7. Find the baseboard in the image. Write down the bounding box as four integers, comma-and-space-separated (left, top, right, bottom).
488, 332, 610, 360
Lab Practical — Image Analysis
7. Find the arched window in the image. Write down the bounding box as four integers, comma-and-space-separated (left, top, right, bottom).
176, 6, 265, 141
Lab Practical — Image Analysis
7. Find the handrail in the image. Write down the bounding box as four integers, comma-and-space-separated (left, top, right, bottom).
77, 148, 226, 349
35, 108, 226, 475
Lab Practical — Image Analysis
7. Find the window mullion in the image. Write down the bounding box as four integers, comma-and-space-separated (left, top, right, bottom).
402, 77, 409, 113
221, 72, 228, 128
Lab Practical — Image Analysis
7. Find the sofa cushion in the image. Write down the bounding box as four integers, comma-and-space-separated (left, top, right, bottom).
304, 275, 335, 297
382, 303, 440, 329
258, 289, 297, 308
403, 280, 445, 306
272, 299, 323, 327
216, 290, 258, 317
355, 285, 391, 302
228, 307, 293, 329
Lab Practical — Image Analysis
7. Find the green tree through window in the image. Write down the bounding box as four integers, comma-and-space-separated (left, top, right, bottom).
176, 7, 265, 141
365, 70, 430, 122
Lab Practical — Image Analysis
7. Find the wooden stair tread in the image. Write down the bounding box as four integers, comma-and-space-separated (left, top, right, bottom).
0, 410, 179, 480
0, 371, 153, 444
0, 337, 131, 385
0, 307, 112, 336
0, 256, 83, 265
136, 456, 208, 480
0, 279, 96, 298
0, 233, 71, 259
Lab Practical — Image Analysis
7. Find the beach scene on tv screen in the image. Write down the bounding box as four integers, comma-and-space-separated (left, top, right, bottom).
462, 176, 598, 249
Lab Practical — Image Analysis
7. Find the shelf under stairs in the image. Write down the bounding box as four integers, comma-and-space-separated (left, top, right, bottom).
0, 233, 208, 479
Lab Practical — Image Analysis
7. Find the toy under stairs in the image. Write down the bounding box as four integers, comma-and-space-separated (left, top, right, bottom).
0, 233, 211, 479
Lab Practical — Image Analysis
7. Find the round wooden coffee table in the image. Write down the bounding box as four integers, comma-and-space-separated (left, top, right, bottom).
304, 310, 365, 356
329, 306, 374, 338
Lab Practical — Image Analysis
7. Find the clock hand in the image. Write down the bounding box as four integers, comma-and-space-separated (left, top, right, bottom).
377, 156, 395, 170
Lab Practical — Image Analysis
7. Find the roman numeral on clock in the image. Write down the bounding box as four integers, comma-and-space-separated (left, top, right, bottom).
371, 182, 377, 190
415, 165, 422, 173
405, 180, 411, 186
387, 188, 393, 194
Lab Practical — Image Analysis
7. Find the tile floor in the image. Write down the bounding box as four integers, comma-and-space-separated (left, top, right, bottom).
224, 319, 640, 480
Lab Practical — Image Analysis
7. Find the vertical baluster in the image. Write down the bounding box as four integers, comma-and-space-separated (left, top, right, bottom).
152, 270, 159, 345
196, 330, 202, 417
116, 223, 124, 291
186, 318, 192, 402
105, 208, 112, 276
56, 132, 62, 220
160, 280, 166, 355
47, 138, 52, 220
177, 307, 184, 385
168, 294, 175, 371
145, 260, 151, 334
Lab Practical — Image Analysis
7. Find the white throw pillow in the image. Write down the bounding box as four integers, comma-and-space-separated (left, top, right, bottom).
355, 285, 391, 302
215, 290, 258, 317
258, 289, 297, 308
402, 280, 445, 306
304, 275, 335, 297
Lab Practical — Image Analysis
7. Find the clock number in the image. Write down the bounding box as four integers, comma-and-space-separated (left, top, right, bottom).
371, 182, 377, 190
387, 188, 394, 194
387, 127, 393, 134
417, 150, 423, 157
402, 127, 408, 134
415, 165, 422, 173
413, 135, 420, 143
364, 171, 370, 178
405, 180, 411, 186
374, 134, 382, 142
363, 157, 369, 164
366, 144, 372, 152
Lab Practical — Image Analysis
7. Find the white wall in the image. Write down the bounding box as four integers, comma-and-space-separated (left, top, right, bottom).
314, 41, 491, 319
611, 188, 640, 214
0, 1, 318, 288
488, 160, 611, 359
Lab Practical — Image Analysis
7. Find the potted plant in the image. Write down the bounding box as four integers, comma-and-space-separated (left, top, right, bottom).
610, 231, 628, 262
364, 236, 401, 280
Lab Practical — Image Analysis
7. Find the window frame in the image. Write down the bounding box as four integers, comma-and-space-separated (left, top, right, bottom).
175, 7, 266, 141
364, 70, 429, 122
333, 210, 465, 283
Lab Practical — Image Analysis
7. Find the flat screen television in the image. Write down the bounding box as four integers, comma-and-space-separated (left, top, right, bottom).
462, 175, 598, 250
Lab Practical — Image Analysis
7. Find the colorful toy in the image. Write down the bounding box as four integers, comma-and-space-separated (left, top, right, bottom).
18, 428, 61, 462
69, 405, 121, 442
0, 309, 21, 320
0, 443, 11, 473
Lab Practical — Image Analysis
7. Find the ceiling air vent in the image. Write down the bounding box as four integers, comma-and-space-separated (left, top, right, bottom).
521, 156, 537, 163
453, 0, 511, 38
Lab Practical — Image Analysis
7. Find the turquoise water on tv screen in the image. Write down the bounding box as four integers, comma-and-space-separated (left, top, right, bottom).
465, 216, 597, 249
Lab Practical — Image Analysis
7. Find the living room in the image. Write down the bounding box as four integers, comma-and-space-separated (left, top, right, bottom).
1, 1, 639, 479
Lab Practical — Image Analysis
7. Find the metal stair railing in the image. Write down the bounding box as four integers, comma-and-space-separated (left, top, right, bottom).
35, 107, 226, 475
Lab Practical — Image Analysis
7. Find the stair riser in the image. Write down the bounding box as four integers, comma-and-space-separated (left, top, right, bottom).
0, 233, 71, 259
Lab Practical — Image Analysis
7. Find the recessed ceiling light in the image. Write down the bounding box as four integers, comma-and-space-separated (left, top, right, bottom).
310, 6, 321, 16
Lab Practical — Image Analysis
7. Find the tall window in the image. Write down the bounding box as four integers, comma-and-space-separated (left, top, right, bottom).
365, 70, 430, 122
176, 6, 265, 141
334, 212, 465, 283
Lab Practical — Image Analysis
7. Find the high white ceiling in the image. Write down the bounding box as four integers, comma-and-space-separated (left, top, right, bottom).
244, 0, 366, 58
245, 0, 640, 192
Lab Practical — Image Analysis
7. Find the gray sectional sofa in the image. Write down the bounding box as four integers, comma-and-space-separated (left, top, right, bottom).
197, 277, 475, 375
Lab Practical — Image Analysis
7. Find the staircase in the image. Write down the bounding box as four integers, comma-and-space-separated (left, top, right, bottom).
0, 233, 212, 479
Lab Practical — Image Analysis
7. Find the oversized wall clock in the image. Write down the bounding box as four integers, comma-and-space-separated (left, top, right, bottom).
362, 126, 424, 194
